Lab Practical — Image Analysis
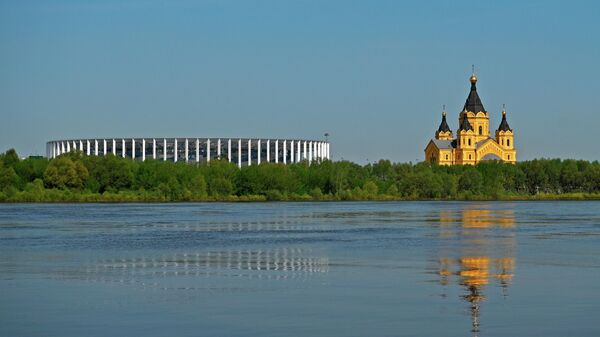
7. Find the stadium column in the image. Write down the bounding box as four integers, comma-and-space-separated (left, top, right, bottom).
207, 139, 211, 162
257, 139, 261, 164
152, 139, 156, 159
121, 139, 125, 158
102, 139, 106, 156
247, 139, 251, 165
217, 138, 222, 159
303, 141, 307, 160
87, 140, 91, 156
132, 139, 135, 159
316, 142, 320, 161
112, 139, 116, 155
67, 141, 71, 153
142, 139, 146, 161
283, 140, 287, 164
228, 139, 232, 162
297, 141, 301, 162
185, 138, 189, 163
163, 138, 167, 161
290, 140, 295, 163
94, 140, 99, 156
275, 140, 279, 163
309, 141, 313, 164
196, 138, 200, 163
266, 140, 270, 162
317, 142, 321, 161
174, 139, 178, 162
237, 139, 242, 168
81, 140, 84, 153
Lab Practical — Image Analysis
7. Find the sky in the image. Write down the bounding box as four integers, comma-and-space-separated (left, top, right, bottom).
1, 0, 599, 163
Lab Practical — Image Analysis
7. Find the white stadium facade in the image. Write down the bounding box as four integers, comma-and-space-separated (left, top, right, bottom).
46, 137, 330, 167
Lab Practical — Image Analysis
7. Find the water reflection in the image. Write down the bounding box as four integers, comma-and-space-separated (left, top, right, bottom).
65, 248, 329, 290
435, 207, 516, 336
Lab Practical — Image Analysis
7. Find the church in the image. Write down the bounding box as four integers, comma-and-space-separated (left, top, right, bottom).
424, 70, 516, 165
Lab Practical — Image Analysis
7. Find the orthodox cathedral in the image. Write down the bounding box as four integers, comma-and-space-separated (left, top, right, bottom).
424, 70, 516, 165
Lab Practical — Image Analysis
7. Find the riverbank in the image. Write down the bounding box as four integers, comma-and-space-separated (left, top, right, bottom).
2, 149, 600, 203
2, 188, 599, 203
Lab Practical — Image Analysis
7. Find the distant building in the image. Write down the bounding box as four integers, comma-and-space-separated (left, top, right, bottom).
424, 70, 516, 165
46, 137, 330, 167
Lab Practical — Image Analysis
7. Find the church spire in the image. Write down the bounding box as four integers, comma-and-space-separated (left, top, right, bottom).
458, 107, 474, 131
437, 106, 451, 133
463, 66, 486, 114
497, 104, 512, 131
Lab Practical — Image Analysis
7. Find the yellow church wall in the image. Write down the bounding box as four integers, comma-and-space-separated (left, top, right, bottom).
463, 111, 490, 143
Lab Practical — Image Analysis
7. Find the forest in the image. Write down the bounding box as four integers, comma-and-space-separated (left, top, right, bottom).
1, 149, 599, 202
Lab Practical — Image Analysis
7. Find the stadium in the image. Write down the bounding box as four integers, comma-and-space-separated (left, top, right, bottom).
46, 137, 330, 167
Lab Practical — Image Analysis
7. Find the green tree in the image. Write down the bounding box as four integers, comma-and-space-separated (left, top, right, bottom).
1, 149, 20, 168
0, 165, 19, 191
43, 157, 89, 189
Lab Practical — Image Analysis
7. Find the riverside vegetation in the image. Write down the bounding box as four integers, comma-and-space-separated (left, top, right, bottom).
1, 149, 600, 202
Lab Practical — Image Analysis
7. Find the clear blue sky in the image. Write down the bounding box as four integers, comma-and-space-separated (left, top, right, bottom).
1, 0, 599, 163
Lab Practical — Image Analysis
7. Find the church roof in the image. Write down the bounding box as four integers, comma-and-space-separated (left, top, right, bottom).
498, 111, 512, 131
437, 112, 451, 133
430, 139, 456, 149
463, 75, 486, 114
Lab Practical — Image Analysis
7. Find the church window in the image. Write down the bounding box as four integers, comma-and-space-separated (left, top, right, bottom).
478, 126, 482, 135
468, 139, 471, 146
469, 154, 472, 160
508, 155, 511, 160
445, 154, 448, 160
507, 139, 510, 147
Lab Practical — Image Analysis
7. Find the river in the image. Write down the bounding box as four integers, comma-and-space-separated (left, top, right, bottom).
1, 202, 599, 336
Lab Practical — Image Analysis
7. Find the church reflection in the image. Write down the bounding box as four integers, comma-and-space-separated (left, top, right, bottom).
435, 207, 516, 336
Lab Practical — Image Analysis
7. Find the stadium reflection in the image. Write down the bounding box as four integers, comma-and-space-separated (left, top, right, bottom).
435, 207, 516, 337
73, 247, 329, 289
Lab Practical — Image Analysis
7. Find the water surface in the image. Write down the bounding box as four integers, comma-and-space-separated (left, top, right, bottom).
1, 202, 599, 336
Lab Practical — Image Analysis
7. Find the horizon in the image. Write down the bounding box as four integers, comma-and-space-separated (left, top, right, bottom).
2, 0, 599, 163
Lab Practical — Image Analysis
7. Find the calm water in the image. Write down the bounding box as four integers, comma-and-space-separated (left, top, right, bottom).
1, 202, 599, 337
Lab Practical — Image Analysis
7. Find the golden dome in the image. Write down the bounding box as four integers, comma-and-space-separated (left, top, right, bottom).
470, 73, 478, 84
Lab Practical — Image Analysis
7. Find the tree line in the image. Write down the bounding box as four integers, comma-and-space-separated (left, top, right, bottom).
1, 148, 599, 202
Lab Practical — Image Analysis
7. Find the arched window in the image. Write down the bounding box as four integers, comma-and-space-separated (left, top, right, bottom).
479, 126, 482, 135
508, 155, 511, 160
468, 139, 471, 146
445, 154, 449, 160
469, 154, 472, 160
507, 139, 511, 147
